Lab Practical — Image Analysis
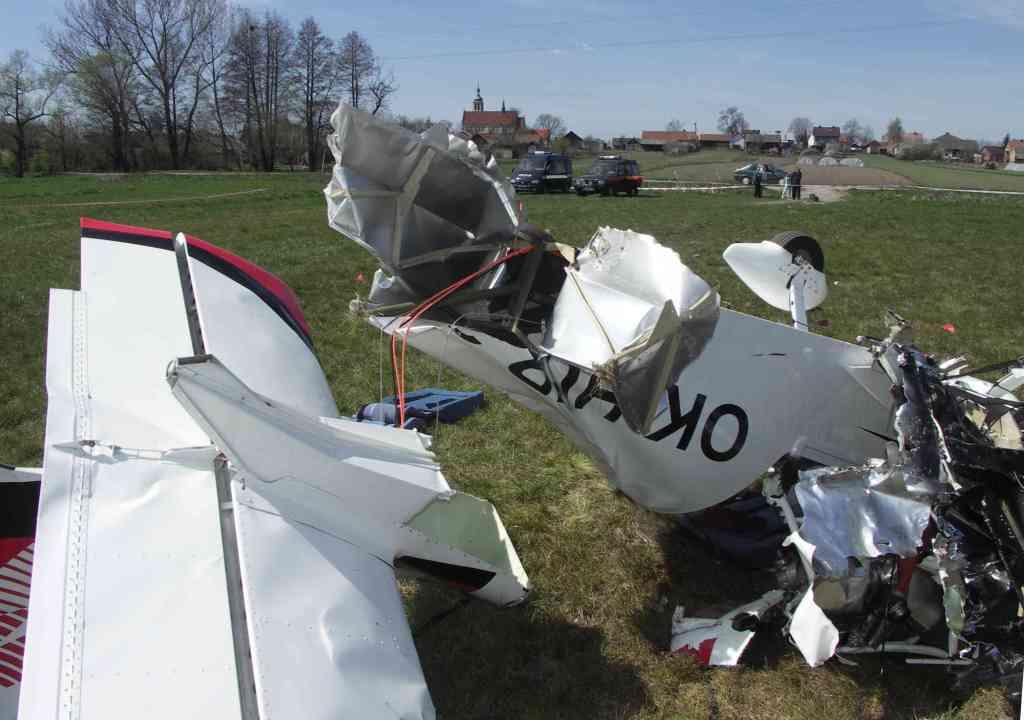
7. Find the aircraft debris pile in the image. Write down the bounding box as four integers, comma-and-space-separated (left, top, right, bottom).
673, 315, 1024, 696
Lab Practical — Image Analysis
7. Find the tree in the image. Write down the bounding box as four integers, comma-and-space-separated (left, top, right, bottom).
717, 106, 748, 137
226, 10, 294, 171
862, 126, 875, 143
105, 0, 225, 169
48, 0, 139, 172
292, 18, 336, 171
841, 118, 863, 144
534, 113, 566, 139
202, 5, 235, 169
886, 116, 904, 144
0, 51, 60, 177
788, 116, 812, 146
1003, 132, 1011, 148
666, 118, 686, 132
337, 32, 394, 115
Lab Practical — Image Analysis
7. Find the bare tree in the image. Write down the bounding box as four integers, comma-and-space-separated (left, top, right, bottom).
788, 116, 812, 146
665, 118, 686, 132
0, 51, 60, 177
227, 10, 294, 171
293, 18, 335, 171
337, 32, 394, 114
862, 125, 875, 143
105, 0, 225, 169
48, 0, 139, 171
717, 106, 748, 137
534, 113, 566, 138
202, 6, 235, 168
842, 118, 864, 144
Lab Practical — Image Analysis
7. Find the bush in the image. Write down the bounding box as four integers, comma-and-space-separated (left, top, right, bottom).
30, 149, 54, 175
0, 149, 14, 175
898, 143, 941, 161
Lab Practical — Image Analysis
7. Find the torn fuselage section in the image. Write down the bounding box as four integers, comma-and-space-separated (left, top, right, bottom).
326, 104, 720, 436
673, 326, 1024, 696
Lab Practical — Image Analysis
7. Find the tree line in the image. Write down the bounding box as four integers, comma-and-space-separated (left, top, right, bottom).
0, 0, 397, 176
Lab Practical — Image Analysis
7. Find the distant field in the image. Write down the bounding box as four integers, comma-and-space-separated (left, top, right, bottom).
862, 154, 1024, 192
2, 173, 1023, 720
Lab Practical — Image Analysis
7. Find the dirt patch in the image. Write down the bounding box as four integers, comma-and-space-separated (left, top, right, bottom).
787, 164, 909, 187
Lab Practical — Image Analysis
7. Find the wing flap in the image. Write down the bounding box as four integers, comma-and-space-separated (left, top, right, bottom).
232, 491, 434, 720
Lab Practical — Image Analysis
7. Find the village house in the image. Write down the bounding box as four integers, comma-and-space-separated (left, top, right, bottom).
981, 146, 1006, 164
611, 136, 641, 152
461, 87, 546, 158
697, 132, 731, 149
932, 132, 978, 162
809, 126, 840, 147
1007, 140, 1024, 164
639, 130, 697, 151
741, 130, 782, 153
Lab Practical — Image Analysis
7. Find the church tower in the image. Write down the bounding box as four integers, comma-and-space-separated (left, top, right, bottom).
473, 86, 484, 112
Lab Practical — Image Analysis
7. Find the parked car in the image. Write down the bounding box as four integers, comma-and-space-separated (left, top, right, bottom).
511, 152, 573, 193
734, 163, 787, 185
574, 156, 643, 196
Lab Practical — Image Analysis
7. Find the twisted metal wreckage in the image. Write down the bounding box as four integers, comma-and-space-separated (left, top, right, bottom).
324, 107, 1024, 702
2, 104, 1023, 720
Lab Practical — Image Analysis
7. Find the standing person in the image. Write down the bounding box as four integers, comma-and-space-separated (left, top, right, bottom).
793, 167, 803, 200
753, 164, 764, 198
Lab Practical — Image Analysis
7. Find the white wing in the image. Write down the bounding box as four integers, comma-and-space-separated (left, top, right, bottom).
19, 219, 526, 720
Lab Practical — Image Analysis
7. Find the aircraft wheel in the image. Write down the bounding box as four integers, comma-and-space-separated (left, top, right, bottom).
769, 231, 825, 272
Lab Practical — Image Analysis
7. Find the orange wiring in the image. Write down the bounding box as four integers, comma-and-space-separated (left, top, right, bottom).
392, 245, 534, 427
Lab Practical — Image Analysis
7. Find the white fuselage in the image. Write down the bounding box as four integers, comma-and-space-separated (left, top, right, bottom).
380, 308, 895, 514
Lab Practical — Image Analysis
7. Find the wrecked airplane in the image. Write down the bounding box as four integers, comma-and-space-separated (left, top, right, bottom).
323, 105, 1024, 696
324, 104, 894, 515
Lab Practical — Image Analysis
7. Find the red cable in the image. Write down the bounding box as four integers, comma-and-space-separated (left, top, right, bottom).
392, 245, 534, 427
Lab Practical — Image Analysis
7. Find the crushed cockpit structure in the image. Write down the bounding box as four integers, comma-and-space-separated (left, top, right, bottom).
673, 315, 1024, 697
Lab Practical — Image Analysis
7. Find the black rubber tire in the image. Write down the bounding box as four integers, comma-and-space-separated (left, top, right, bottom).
769, 231, 825, 272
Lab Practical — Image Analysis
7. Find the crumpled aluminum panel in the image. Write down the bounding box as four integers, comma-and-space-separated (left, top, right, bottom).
540, 227, 720, 433
324, 104, 518, 297
795, 459, 934, 577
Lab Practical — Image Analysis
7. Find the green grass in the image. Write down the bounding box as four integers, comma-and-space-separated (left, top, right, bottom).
2, 173, 1023, 719
862, 154, 1024, 192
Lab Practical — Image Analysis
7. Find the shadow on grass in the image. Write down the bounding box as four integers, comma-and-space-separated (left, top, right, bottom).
407, 581, 651, 720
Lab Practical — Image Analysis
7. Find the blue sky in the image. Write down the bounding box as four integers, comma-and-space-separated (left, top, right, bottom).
3, 0, 1021, 142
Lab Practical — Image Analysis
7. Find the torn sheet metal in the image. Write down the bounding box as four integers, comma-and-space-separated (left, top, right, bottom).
324, 104, 518, 299
782, 532, 840, 666
793, 458, 935, 577
670, 590, 784, 665
541, 227, 720, 433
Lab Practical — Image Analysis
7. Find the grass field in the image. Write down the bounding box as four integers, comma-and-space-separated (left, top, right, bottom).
3, 173, 1024, 719
861, 154, 1024, 192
